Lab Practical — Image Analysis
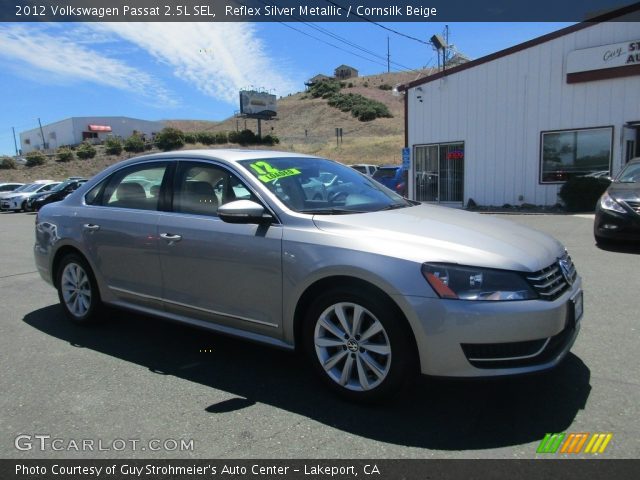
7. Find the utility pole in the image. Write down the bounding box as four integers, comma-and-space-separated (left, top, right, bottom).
443, 25, 449, 71
38, 118, 47, 150
11, 127, 19, 156
387, 36, 390, 73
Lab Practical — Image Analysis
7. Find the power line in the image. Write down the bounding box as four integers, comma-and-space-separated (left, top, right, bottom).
324, 0, 431, 45
253, 0, 425, 73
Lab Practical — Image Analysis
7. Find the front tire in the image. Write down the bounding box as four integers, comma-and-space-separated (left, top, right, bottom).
303, 287, 416, 402
56, 253, 102, 324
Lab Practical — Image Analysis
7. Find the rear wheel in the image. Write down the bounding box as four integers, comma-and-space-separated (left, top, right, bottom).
56, 253, 102, 324
303, 287, 416, 402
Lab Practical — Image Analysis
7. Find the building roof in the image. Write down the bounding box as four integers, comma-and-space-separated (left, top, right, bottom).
334, 64, 358, 71
400, 2, 640, 91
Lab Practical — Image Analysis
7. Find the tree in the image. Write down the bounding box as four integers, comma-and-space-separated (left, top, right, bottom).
124, 134, 145, 153
76, 142, 97, 159
104, 137, 123, 155
155, 127, 185, 151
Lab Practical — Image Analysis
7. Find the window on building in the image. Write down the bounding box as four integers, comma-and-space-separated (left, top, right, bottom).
540, 127, 612, 183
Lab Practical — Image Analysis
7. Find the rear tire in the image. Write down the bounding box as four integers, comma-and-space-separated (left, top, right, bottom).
303, 287, 416, 403
56, 253, 103, 324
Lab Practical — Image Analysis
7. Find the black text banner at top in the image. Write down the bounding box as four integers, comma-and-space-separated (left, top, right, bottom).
5, 0, 640, 22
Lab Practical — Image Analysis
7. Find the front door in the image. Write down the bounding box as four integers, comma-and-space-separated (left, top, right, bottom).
158, 161, 283, 338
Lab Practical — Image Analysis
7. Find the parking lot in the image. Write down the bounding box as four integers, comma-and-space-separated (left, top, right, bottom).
1, 211, 639, 459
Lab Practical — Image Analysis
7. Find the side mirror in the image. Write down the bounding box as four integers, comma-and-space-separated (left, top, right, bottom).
218, 200, 273, 224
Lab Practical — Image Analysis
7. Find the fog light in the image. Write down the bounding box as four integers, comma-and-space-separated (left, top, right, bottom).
603, 224, 619, 230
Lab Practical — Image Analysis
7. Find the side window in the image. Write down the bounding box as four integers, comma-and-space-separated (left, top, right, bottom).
100, 163, 168, 211
174, 162, 257, 217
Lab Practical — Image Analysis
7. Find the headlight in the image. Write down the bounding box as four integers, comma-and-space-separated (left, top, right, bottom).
598, 192, 626, 214
38, 194, 51, 201
422, 263, 538, 301
7, 196, 20, 201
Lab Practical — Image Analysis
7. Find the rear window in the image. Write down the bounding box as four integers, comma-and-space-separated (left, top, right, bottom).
373, 168, 398, 180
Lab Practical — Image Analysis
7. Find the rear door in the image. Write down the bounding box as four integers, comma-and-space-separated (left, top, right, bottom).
80, 161, 170, 309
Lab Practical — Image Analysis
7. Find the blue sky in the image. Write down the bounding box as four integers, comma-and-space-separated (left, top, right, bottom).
0, 21, 571, 156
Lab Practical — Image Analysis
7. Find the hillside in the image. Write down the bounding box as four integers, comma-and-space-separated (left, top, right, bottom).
1, 69, 434, 183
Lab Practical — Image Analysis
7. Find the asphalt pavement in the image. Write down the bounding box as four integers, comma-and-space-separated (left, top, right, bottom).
1, 211, 638, 459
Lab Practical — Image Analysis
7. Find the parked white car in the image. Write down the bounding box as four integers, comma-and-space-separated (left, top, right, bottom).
0, 180, 59, 212
0, 182, 24, 193
350, 164, 378, 177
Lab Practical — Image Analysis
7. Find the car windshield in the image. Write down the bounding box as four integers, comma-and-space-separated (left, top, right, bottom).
11, 184, 29, 192
238, 157, 412, 214
616, 163, 640, 183
50, 180, 76, 192
22, 183, 46, 193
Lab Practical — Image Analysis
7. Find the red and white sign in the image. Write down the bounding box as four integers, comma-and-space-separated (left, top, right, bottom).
88, 125, 112, 132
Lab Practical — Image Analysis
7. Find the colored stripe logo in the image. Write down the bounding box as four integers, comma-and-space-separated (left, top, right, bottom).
537, 433, 612, 454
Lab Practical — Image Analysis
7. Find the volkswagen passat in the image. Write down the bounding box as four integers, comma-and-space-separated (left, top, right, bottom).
34, 150, 583, 402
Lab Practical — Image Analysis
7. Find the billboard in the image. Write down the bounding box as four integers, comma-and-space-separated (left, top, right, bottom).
239, 90, 277, 117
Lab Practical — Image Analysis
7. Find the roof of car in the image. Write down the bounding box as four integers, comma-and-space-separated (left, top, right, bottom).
131, 149, 319, 163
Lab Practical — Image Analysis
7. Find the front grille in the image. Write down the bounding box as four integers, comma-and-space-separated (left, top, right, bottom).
526, 254, 577, 301
625, 200, 640, 215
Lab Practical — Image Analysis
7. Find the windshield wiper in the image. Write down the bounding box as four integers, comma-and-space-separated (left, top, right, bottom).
377, 203, 411, 211
300, 208, 368, 215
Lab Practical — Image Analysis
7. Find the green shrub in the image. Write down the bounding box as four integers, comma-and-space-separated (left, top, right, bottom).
228, 131, 240, 144
0, 156, 17, 169
236, 129, 258, 145
56, 147, 75, 162
308, 80, 342, 98
326, 93, 392, 121
155, 127, 185, 151
76, 142, 97, 159
124, 134, 145, 153
558, 176, 611, 212
261, 134, 280, 146
182, 132, 198, 144
378, 83, 393, 90
104, 137, 123, 155
215, 132, 228, 144
194, 132, 215, 145
347, 82, 353, 88
25, 151, 47, 167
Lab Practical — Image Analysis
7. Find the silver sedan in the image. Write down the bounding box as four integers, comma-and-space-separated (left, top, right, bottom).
34, 150, 583, 402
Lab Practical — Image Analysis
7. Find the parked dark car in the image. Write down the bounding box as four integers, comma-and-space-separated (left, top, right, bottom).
372, 166, 407, 196
27, 178, 87, 212
594, 158, 640, 244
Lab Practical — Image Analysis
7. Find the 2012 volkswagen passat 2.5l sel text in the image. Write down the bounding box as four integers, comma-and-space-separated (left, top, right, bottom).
34, 150, 583, 402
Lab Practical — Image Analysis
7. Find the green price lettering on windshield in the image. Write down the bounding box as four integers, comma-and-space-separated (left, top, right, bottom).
250, 161, 301, 182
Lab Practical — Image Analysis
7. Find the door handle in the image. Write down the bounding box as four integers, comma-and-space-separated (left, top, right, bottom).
160, 233, 182, 242
83, 223, 100, 231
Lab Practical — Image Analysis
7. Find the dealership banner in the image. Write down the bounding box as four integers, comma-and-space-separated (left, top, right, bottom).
4, 0, 640, 22
2, 459, 640, 480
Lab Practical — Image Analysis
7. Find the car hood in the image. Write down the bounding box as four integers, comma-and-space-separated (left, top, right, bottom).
607, 182, 640, 201
312, 204, 565, 272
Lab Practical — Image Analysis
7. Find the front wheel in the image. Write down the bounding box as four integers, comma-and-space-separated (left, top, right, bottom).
303, 288, 416, 402
56, 253, 102, 324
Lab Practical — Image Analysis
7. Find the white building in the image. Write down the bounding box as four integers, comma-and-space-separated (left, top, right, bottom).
403, 6, 640, 207
20, 116, 165, 154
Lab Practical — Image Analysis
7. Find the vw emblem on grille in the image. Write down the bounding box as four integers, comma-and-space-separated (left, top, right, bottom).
558, 258, 574, 286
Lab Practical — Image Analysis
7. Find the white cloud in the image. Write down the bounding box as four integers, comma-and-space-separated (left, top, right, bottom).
93, 23, 298, 104
0, 24, 177, 107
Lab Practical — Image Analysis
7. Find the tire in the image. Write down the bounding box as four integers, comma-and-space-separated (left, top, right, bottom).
56, 253, 103, 324
303, 287, 416, 403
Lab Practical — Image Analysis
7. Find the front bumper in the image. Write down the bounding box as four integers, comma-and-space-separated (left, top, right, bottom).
594, 209, 640, 241
398, 276, 582, 377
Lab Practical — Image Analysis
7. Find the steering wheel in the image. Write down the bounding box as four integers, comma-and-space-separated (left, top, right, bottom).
328, 190, 349, 203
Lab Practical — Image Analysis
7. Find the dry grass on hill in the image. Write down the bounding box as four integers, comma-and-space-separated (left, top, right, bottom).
1, 69, 433, 182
